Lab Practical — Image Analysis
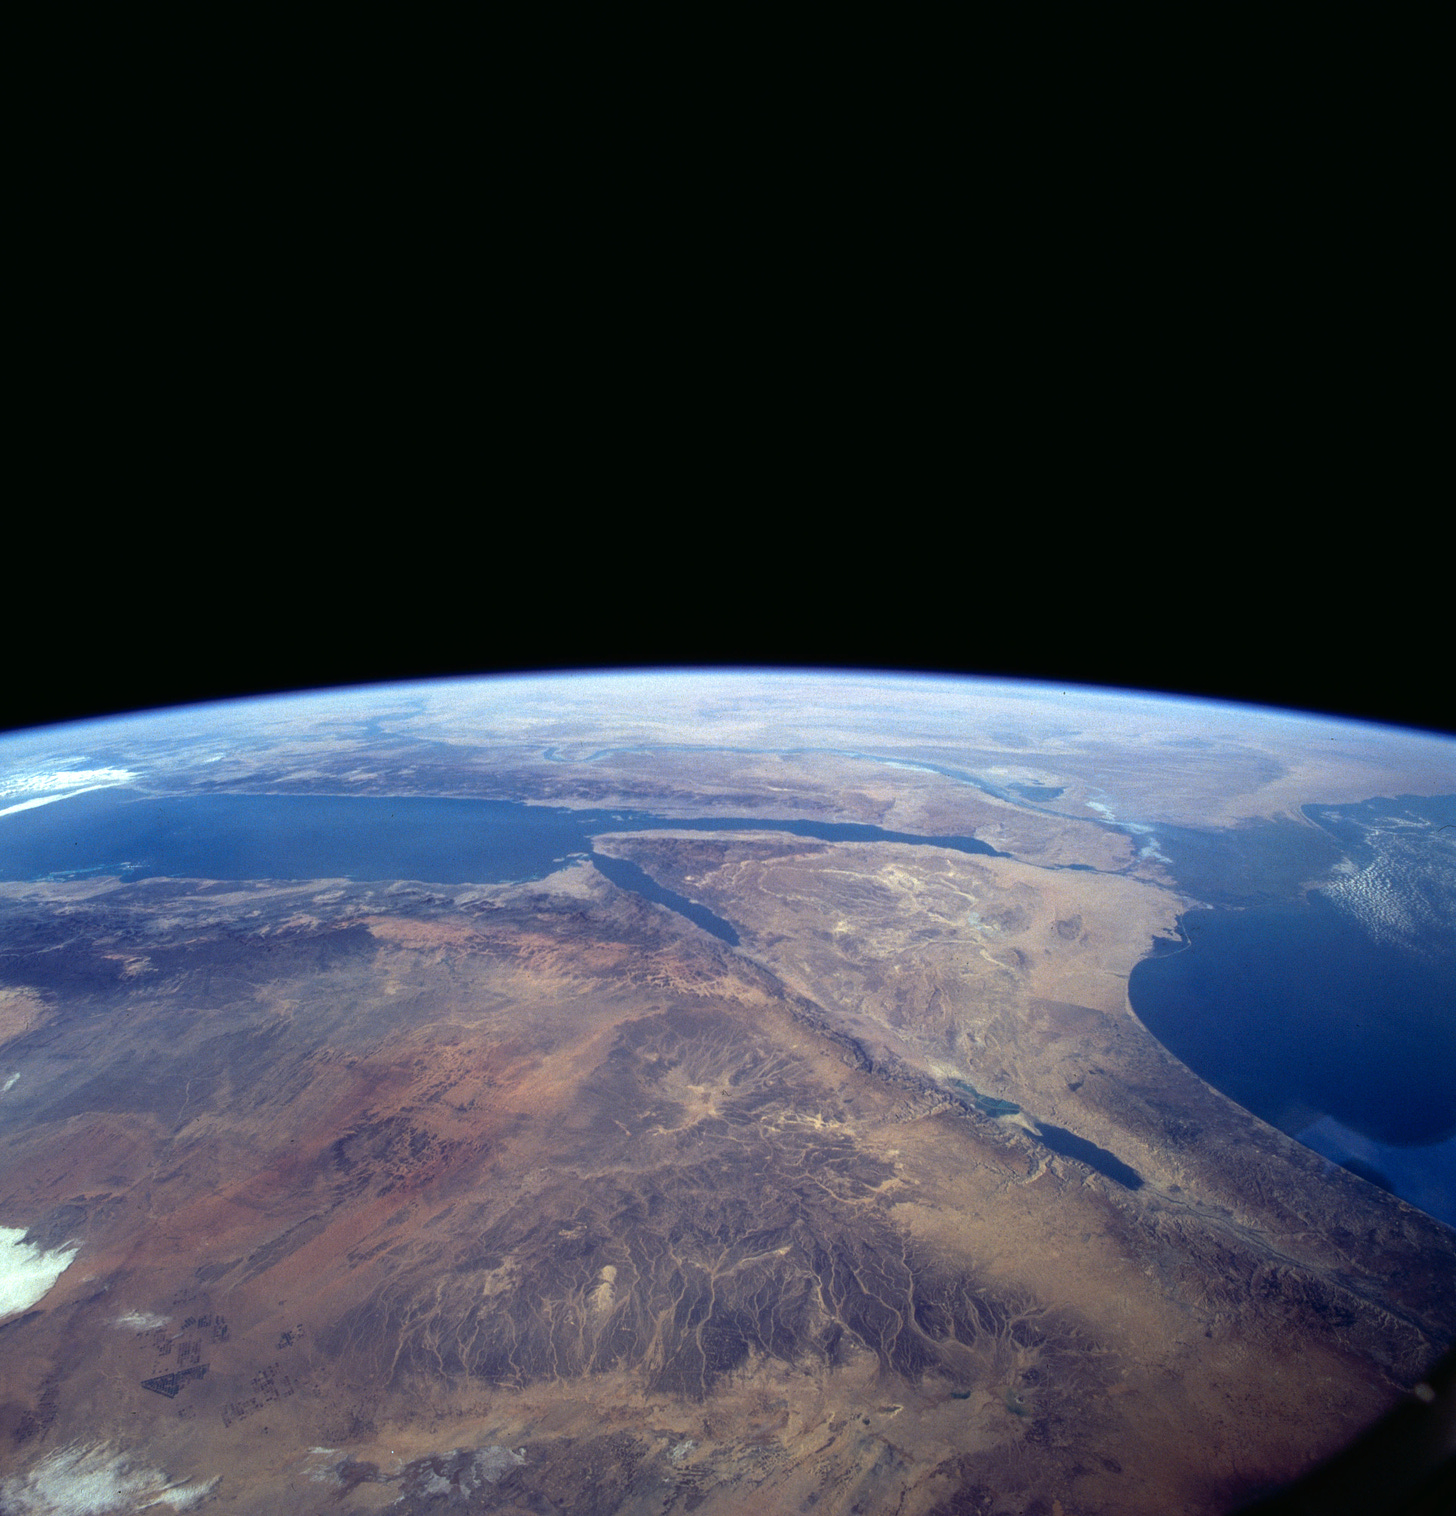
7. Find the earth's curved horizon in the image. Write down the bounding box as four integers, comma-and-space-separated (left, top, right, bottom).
0, 671, 1451, 1515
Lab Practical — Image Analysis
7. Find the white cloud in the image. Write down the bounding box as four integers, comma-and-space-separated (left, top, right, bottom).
112, 1310, 168, 1331
0, 768, 135, 818
0, 1227, 78, 1316
0, 767, 135, 799
145, 1480, 219, 1511
0, 1443, 216, 1514
0, 793, 79, 817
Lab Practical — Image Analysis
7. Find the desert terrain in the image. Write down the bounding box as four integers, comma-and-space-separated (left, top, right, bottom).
1, 678, 1452, 1514
0, 826, 1450, 1514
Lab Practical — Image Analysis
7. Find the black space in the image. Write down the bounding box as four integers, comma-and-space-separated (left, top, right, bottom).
5, 566, 1449, 739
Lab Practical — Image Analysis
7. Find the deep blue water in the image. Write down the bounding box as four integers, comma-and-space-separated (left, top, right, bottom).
944, 1079, 1142, 1187
1033, 1122, 1142, 1189
1129, 894, 1455, 1226
1130, 895, 1456, 1145
0, 789, 1000, 945
0, 790, 1004, 884
1127, 796, 1456, 1227
0, 790, 594, 887
588, 853, 739, 945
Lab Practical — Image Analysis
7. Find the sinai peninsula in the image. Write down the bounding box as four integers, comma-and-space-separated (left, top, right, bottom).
0, 671, 1451, 1515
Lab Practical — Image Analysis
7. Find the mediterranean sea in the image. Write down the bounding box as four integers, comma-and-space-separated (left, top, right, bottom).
1129, 892, 1456, 1227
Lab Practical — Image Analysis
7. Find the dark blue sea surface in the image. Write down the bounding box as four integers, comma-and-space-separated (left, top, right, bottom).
1143, 816, 1348, 906
588, 853, 739, 945
1033, 1122, 1143, 1189
0, 789, 1004, 886
1129, 894, 1456, 1226
0, 788, 1002, 948
0, 790, 598, 887
1128, 796, 1456, 1227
